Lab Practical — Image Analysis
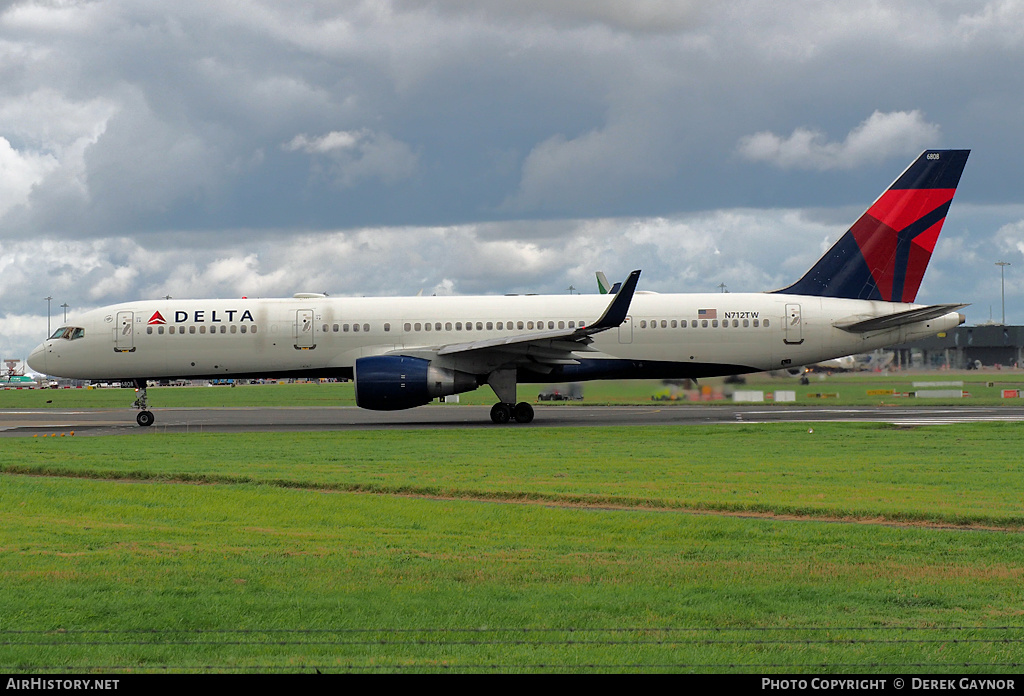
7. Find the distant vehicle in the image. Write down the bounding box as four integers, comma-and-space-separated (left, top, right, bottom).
538, 384, 583, 401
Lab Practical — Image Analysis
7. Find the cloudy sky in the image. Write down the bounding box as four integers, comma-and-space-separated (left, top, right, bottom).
2, 0, 1024, 360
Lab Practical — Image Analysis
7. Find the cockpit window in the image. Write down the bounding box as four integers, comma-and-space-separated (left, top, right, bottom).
49, 326, 85, 340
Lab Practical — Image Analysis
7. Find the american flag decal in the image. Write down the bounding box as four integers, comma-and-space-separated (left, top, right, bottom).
698, 308, 717, 319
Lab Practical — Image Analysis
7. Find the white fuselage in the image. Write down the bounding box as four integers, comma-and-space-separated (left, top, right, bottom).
29, 291, 962, 384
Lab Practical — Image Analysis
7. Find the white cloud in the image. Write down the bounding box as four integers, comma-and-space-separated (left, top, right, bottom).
0, 136, 59, 217
284, 129, 418, 187
736, 110, 942, 170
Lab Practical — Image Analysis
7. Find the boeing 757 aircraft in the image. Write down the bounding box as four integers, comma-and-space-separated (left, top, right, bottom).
29, 150, 970, 426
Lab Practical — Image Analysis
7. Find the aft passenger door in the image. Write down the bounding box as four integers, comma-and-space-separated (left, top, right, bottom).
114, 311, 135, 353
784, 303, 804, 345
294, 309, 316, 350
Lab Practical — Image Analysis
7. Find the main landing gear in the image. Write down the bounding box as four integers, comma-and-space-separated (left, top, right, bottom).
133, 378, 154, 427
486, 368, 534, 424
489, 401, 535, 424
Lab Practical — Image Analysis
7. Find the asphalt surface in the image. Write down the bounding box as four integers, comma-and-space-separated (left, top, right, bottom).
3, 404, 1024, 436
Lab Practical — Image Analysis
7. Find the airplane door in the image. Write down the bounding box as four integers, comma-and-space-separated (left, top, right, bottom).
294, 309, 315, 349
784, 303, 804, 345
618, 316, 633, 344
114, 311, 135, 353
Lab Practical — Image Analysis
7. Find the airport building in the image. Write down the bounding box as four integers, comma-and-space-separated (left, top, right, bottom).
894, 325, 1024, 370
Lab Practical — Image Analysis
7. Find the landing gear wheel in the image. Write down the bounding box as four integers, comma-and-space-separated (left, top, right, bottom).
490, 403, 512, 424
512, 401, 534, 423
136, 410, 155, 427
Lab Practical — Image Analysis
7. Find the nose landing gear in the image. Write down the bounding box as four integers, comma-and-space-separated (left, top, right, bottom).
133, 378, 154, 427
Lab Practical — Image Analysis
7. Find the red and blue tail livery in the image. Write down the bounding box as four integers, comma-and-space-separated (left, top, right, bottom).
777, 149, 970, 303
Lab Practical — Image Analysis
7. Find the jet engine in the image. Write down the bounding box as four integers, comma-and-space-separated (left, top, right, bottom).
354, 355, 479, 411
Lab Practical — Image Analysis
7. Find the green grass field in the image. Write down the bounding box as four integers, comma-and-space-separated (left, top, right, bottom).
3, 423, 1024, 673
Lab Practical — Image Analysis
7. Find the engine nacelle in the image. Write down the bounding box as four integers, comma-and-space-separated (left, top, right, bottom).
354, 355, 479, 411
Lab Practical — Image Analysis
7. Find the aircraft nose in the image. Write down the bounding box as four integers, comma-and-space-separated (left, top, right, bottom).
27, 343, 47, 375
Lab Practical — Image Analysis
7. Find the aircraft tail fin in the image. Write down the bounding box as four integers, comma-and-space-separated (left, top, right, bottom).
775, 149, 970, 303
595, 271, 621, 295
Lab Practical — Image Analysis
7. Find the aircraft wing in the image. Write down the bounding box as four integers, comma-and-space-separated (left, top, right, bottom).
833, 303, 968, 333
392, 270, 641, 372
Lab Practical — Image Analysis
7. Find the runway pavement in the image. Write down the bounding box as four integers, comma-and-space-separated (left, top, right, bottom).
3, 404, 1024, 436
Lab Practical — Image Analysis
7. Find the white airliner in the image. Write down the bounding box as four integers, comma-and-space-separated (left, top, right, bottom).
28, 150, 970, 426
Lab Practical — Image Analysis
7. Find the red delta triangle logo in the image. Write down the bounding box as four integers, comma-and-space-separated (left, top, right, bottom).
148, 311, 167, 325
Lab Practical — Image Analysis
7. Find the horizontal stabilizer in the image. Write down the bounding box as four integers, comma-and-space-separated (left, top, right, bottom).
834, 303, 968, 333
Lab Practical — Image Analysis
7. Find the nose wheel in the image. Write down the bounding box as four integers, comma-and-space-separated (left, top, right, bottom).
133, 378, 155, 426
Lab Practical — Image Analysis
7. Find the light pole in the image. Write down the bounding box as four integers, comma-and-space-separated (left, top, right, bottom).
44, 296, 53, 338
996, 261, 1011, 325
61, 303, 69, 322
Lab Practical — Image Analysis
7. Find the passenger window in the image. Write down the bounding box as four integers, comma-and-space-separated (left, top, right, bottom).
424, 323, 431, 331
558, 321, 565, 329
486, 322, 493, 330
753, 319, 759, 327
240, 325, 247, 334
200, 326, 206, 334
671, 320, 677, 328
333, 324, 340, 332
147, 327, 153, 335
190, 326, 196, 334
764, 319, 770, 328
414, 323, 421, 331
384, 323, 391, 332
230, 325, 237, 334
353, 324, 360, 332
456, 322, 462, 330
568, 321, 575, 329
158, 326, 165, 335
476, 322, 483, 330
518, 321, 525, 330
701, 320, 708, 328
445, 322, 452, 331
404, 323, 411, 332
743, 319, 749, 327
